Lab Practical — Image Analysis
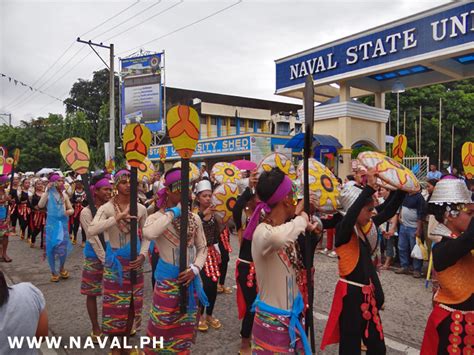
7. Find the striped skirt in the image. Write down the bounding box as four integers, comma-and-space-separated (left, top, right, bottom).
80, 257, 103, 297
102, 256, 144, 335
145, 279, 198, 354
252, 309, 304, 354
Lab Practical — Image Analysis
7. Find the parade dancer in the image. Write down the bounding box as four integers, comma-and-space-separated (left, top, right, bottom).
142, 167, 208, 354
249, 168, 316, 354
30, 178, 46, 249
39, 173, 74, 282
195, 179, 222, 332
217, 224, 232, 294
70, 178, 87, 246
0, 175, 12, 262
88, 169, 148, 353
232, 170, 258, 354
421, 176, 473, 355
80, 174, 112, 343
17, 178, 32, 241
321, 169, 406, 355
8, 174, 19, 236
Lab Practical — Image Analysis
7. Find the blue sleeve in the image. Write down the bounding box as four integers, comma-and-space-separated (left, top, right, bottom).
416, 194, 425, 220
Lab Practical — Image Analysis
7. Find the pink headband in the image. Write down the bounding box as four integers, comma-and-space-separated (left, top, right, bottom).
156, 169, 183, 209
49, 173, 61, 182
114, 169, 130, 184
243, 175, 293, 240
94, 178, 112, 189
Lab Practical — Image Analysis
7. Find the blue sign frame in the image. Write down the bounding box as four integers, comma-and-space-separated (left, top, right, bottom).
276, 2, 474, 92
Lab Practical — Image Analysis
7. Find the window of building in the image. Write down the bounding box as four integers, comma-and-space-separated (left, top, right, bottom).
200, 116, 208, 139
277, 122, 289, 135
295, 123, 302, 134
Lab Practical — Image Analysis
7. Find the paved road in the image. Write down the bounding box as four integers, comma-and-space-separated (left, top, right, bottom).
1, 230, 432, 354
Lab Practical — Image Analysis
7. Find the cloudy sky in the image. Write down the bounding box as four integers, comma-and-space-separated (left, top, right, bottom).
0, 0, 450, 125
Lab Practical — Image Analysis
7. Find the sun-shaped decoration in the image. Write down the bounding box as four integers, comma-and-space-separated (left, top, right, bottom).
257, 153, 297, 180
297, 158, 341, 212
212, 183, 239, 224
211, 162, 241, 184
358, 151, 420, 192
173, 161, 200, 182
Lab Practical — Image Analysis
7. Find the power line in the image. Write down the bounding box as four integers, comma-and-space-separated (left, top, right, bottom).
1, 73, 97, 117
3, 0, 141, 112
104, 0, 183, 42
80, 0, 141, 38
119, 0, 243, 56
92, 0, 163, 40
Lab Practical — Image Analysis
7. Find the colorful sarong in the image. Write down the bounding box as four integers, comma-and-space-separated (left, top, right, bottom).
80, 242, 103, 297
145, 259, 208, 354
102, 242, 144, 335
251, 293, 310, 355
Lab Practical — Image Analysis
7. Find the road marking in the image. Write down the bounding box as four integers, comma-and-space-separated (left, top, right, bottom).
312, 311, 419, 353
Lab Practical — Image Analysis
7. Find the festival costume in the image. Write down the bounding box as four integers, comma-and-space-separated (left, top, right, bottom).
218, 225, 231, 287
70, 189, 87, 244
80, 206, 105, 297
0, 190, 10, 245
143, 209, 208, 354
321, 185, 405, 355
17, 190, 31, 238
88, 200, 148, 335
420, 178, 474, 355
30, 193, 46, 248
39, 188, 73, 275
8, 188, 19, 231
248, 175, 311, 354
233, 186, 258, 338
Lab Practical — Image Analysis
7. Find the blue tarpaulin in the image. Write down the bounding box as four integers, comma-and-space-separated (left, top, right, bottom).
284, 133, 342, 149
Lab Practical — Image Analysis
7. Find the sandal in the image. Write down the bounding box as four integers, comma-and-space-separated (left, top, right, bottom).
206, 317, 222, 329
2, 256, 12, 262
197, 319, 209, 332
50, 275, 60, 282
217, 285, 232, 294
60, 270, 69, 279
90, 332, 102, 344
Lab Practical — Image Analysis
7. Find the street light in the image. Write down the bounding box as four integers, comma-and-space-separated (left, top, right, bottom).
391, 79, 405, 135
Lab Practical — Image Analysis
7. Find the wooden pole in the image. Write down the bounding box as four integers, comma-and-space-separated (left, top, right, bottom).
415, 120, 418, 156
403, 111, 406, 136
451, 124, 455, 168
419, 106, 422, 156
130, 167, 138, 285
438, 98, 442, 169
179, 159, 190, 313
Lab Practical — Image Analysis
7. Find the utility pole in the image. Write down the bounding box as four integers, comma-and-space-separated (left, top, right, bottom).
77, 38, 115, 159
451, 124, 455, 167
0, 113, 12, 126
403, 111, 406, 136
438, 98, 442, 169
419, 106, 422, 156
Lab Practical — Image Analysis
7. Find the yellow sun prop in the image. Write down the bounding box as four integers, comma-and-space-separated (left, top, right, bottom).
358, 151, 420, 192
297, 158, 341, 212
258, 153, 297, 180
211, 162, 241, 184
212, 183, 239, 224
173, 161, 200, 182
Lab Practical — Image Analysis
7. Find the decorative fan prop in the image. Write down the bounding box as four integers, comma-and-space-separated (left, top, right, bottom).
212, 183, 239, 224
296, 158, 341, 213
122, 124, 152, 284
137, 157, 155, 182
358, 151, 420, 193
461, 142, 474, 180
392, 134, 408, 163
60, 138, 106, 249
173, 161, 200, 182
257, 153, 297, 180
0, 147, 14, 175
166, 105, 200, 313
211, 162, 241, 184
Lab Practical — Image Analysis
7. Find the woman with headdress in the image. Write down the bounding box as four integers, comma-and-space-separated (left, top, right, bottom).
421, 176, 473, 355
70, 177, 87, 247
8, 174, 19, 236
0, 175, 12, 262
321, 168, 406, 355
194, 179, 223, 332
249, 167, 318, 354
80, 173, 112, 343
232, 169, 258, 355
30, 178, 47, 249
17, 177, 32, 241
38, 173, 74, 282
88, 169, 148, 350
142, 167, 208, 354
